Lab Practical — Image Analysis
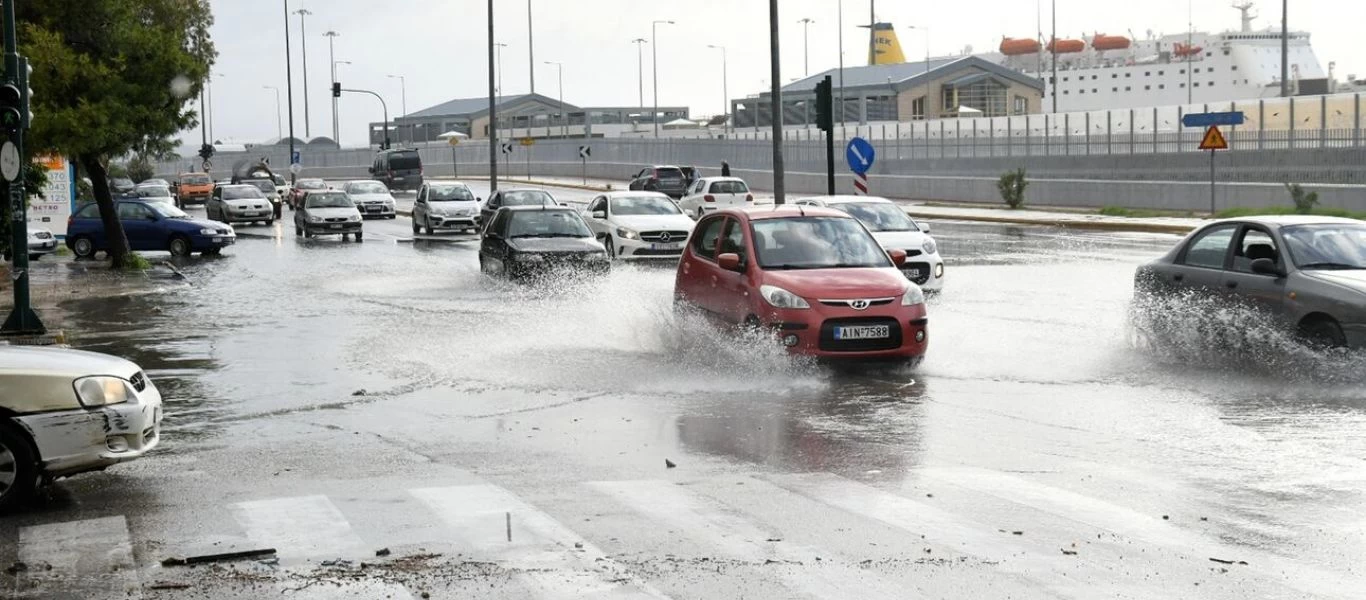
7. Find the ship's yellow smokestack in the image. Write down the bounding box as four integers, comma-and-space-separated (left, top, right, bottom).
869, 23, 906, 65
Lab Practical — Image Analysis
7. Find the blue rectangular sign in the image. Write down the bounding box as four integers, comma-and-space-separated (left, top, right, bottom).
1181, 111, 1245, 128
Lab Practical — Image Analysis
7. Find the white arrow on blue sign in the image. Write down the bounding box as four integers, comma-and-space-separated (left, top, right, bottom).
845, 137, 875, 175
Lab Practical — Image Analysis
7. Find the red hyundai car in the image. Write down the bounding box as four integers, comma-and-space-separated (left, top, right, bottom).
674, 205, 928, 362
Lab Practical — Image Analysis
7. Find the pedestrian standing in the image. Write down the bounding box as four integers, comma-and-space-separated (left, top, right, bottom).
721, 161, 731, 177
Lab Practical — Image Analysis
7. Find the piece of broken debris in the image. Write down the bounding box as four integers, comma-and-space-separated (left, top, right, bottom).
375, 548, 391, 557
665, 459, 677, 469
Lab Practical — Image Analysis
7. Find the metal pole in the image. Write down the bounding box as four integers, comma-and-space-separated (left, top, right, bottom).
295, 9, 312, 138
206, 75, 215, 142
652, 21, 673, 137
800, 18, 813, 76
632, 39, 647, 110
1050, 0, 1057, 113
265, 86, 282, 138
283, 0, 297, 183
1209, 149, 1216, 215
1280, 0, 1288, 97
838, 0, 845, 136
495, 43, 506, 98
2, 1, 43, 335
488, 0, 498, 192
769, 0, 785, 204
325, 31, 339, 144
527, 0, 535, 94
868, 0, 875, 64
452, 145, 458, 178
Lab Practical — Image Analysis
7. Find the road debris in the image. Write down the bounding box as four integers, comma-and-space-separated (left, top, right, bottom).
665, 459, 677, 469
375, 548, 391, 557
148, 582, 193, 590
1061, 549, 1078, 556
5, 561, 27, 575
1208, 557, 1248, 565
161, 548, 277, 567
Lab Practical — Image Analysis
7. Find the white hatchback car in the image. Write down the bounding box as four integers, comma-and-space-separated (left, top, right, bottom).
582, 191, 695, 260
795, 195, 945, 291
0, 345, 163, 511
27, 225, 58, 260
343, 180, 397, 219
677, 177, 753, 219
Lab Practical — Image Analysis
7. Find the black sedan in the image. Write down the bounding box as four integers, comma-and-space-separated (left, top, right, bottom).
479, 206, 609, 280
1134, 215, 1366, 349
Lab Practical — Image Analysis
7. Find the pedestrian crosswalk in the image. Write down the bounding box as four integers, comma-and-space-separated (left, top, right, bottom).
5, 470, 1361, 599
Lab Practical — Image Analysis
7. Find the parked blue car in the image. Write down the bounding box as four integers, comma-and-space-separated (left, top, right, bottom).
66, 199, 237, 258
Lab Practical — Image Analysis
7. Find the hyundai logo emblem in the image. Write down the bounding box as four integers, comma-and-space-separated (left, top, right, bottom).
659, 232, 672, 243
849, 299, 870, 310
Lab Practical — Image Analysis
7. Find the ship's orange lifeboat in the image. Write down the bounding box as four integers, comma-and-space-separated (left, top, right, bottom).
1000, 37, 1042, 56
1173, 42, 1203, 57
1046, 38, 1085, 54
1091, 34, 1130, 51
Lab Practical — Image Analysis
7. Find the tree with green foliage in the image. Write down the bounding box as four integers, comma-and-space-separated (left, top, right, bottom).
1285, 183, 1319, 215
18, 0, 214, 267
998, 168, 1028, 209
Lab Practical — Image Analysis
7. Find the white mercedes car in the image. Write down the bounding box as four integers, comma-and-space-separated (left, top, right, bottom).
0, 346, 163, 512
343, 180, 397, 219
794, 195, 945, 291
582, 191, 695, 260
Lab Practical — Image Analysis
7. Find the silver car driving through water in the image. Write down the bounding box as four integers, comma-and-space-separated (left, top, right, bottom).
1135, 215, 1366, 349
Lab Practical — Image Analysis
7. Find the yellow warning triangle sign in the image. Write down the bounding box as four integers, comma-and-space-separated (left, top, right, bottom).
1198, 125, 1228, 150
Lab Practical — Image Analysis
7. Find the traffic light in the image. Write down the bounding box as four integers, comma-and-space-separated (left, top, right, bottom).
198, 143, 215, 161
814, 75, 834, 133
18, 58, 31, 129
0, 82, 21, 134
332, 82, 341, 98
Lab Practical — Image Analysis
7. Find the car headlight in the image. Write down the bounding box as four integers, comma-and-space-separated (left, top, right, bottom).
759, 284, 810, 309
308, 216, 322, 223
922, 237, 938, 256
515, 253, 544, 262
73, 376, 136, 407
902, 284, 926, 306
616, 227, 639, 240
199, 228, 217, 235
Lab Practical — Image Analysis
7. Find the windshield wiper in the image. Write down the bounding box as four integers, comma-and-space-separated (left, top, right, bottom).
1299, 262, 1364, 270
513, 233, 585, 238
764, 263, 822, 270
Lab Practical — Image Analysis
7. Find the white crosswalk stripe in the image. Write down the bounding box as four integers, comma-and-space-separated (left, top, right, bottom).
587, 479, 907, 600
16, 515, 140, 599
232, 494, 368, 561
411, 484, 670, 599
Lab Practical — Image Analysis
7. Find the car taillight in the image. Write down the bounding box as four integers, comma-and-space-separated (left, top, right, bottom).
704, 195, 715, 203
746, 194, 754, 202
66, 216, 74, 228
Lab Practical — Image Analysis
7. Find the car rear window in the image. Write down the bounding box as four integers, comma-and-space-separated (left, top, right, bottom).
709, 181, 748, 194
388, 152, 421, 170
75, 203, 100, 218
503, 190, 554, 206
181, 175, 210, 185
654, 168, 683, 181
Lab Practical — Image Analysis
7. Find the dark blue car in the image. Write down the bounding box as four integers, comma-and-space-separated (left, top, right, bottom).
66, 200, 237, 258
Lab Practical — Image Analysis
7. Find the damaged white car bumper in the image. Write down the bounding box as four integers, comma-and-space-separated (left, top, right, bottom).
14, 383, 163, 479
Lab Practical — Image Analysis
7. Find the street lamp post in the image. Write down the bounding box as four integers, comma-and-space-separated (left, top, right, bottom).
837, 0, 845, 136
527, 0, 535, 95
282, 0, 297, 183
651, 20, 674, 137
1280, 0, 1288, 97
264, 85, 282, 138
799, 18, 814, 76
544, 61, 564, 136
488, 0, 498, 192
323, 30, 340, 143
207, 72, 224, 142
707, 45, 729, 134
387, 74, 406, 143
768, 0, 785, 204
294, 8, 312, 138
494, 42, 507, 97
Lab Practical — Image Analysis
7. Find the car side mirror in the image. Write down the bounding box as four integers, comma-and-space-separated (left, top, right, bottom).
591, 210, 606, 219
1250, 258, 1284, 277
476, 197, 483, 203
918, 223, 931, 234
718, 252, 743, 272
888, 248, 908, 266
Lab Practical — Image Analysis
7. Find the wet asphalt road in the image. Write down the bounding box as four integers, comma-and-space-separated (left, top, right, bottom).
4, 184, 1366, 599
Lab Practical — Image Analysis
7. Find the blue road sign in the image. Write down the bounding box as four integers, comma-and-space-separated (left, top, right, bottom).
290, 150, 301, 165
1181, 111, 1245, 128
845, 137, 875, 175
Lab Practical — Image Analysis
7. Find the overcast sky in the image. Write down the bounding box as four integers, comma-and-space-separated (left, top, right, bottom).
188, 0, 1363, 147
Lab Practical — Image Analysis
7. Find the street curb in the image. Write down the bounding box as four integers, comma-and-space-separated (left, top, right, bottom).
902, 210, 1196, 235
511, 178, 614, 192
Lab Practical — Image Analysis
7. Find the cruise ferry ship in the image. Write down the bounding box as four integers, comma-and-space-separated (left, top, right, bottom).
967, 3, 1339, 112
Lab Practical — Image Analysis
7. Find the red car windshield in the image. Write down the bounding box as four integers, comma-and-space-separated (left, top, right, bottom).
751, 217, 890, 270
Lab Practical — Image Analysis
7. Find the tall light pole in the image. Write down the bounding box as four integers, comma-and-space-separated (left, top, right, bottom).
707, 45, 729, 134
631, 38, 647, 109
1050, 0, 1057, 112
282, 0, 297, 182
1280, 0, 1289, 97
294, 8, 312, 138
488, 0, 499, 192
494, 42, 508, 97
769, 0, 785, 204
207, 72, 224, 142
651, 20, 674, 137
323, 30, 341, 143
545, 61, 564, 136
907, 25, 930, 119
332, 60, 350, 144
837, 0, 845, 135
264, 85, 283, 138
527, 0, 535, 95
799, 18, 814, 76
387, 75, 406, 115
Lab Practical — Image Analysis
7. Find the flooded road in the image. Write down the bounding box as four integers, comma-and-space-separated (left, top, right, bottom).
4, 187, 1365, 599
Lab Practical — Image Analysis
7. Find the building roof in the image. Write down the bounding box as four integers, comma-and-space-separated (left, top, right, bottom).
403, 93, 581, 120
780, 55, 1043, 95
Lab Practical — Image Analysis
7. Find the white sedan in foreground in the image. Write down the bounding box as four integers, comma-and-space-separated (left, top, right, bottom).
794, 195, 945, 291
0, 346, 163, 512
582, 191, 695, 260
